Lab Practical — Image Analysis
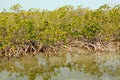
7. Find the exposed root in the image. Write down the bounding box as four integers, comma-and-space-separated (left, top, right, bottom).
69, 40, 120, 53
0, 40, 120, 58
0, 41, 61, 58
62, 45, 72, 53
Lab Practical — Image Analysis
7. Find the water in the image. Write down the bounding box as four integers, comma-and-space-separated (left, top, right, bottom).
0, 52, 120, 80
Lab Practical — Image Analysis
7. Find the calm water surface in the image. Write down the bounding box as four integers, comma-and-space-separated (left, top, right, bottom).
0, 52, 120, 80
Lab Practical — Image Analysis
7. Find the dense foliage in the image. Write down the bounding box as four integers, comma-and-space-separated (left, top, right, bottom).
0, 4, 120, 51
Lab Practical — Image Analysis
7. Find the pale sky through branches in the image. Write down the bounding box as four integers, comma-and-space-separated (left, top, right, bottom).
0, 0, 120, 11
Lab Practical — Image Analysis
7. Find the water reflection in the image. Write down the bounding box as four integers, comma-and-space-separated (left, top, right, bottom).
0, 52, 120, 80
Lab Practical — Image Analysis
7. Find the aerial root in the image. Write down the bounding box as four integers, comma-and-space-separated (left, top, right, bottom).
0, 41, 60, 58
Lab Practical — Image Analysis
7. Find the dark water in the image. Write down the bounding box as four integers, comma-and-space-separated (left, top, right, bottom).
0, 52, 120, 80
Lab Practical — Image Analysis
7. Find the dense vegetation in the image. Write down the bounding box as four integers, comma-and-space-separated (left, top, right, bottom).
0, 4, 120, 58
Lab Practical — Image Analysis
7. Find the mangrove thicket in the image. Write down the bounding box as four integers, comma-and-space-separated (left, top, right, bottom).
0, 4, 120, 58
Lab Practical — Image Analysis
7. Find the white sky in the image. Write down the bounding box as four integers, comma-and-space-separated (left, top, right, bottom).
0, 0, 120, 11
